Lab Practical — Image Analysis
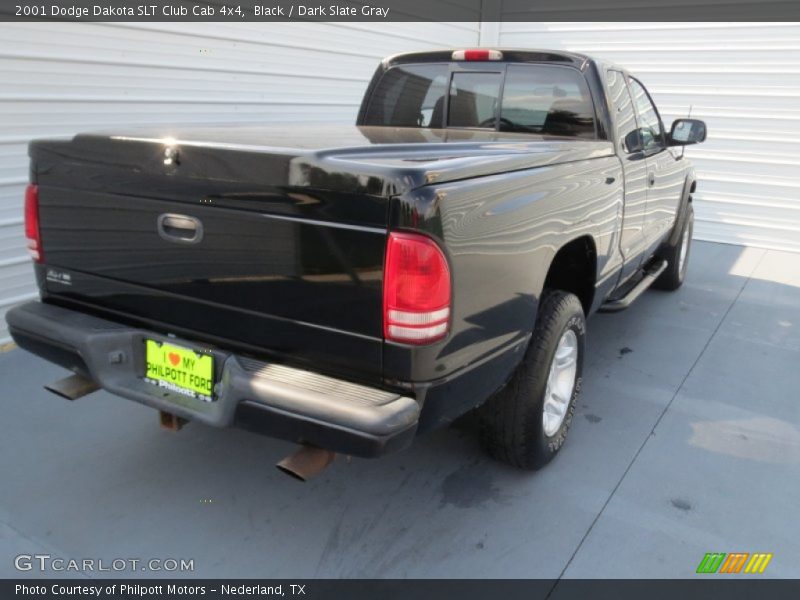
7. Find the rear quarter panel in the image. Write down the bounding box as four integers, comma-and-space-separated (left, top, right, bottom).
386, 156, 624, 409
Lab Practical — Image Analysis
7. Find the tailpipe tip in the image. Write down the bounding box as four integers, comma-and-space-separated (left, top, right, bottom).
276, 446, 336, 482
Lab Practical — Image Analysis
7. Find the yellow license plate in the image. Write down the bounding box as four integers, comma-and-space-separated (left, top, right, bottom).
144, 339, 215, 401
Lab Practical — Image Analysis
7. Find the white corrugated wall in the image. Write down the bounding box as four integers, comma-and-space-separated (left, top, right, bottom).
2, 22, 798, 343
0, 22, 480, 343
489, 22, 800, 254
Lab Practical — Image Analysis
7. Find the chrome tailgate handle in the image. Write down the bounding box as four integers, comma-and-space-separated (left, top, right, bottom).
157, 213, 203, 244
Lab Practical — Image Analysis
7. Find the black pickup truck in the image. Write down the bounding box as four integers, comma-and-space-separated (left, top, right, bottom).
7, 49, 706, 477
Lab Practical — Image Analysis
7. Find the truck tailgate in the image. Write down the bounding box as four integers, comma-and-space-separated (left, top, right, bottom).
30, 133, 388, 381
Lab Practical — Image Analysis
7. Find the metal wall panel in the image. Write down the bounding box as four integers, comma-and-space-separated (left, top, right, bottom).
3, 21, 794, 344
0, 22, 480, 343
493, 22, 800, 254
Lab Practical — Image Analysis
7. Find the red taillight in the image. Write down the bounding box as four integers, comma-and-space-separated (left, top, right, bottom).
451, 49, 503, 61
383, 232, 451, 345
24, 184, 42, 263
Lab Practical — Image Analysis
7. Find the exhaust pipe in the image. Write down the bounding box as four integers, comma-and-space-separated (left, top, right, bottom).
159, 411, 188, 431
276, 445, 336, 481
44, 373, 100, 401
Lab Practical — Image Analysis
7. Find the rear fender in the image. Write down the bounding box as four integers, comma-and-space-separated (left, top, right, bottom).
666, 174, 696, 248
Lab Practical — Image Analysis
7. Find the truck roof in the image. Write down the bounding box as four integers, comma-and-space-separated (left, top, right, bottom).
383, 48, 592, 70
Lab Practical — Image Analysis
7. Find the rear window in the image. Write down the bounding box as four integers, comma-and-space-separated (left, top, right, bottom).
447, 72, 502, 128
362, 63, 596, 138
499, 65, 595, 137
362, 64, 449, 128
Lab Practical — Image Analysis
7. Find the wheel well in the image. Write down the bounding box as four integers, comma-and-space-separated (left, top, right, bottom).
542, 236, 597, 315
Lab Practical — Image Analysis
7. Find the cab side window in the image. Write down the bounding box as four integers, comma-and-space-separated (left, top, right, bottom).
606, 69, 639, 154
628, 77, 665, 152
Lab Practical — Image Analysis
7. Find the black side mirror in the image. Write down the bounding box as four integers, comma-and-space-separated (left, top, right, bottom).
668, 119, 707, 146
623, 129, 643, 154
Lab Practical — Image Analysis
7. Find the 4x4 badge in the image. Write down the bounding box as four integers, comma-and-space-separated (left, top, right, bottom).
46, 269, 71, 286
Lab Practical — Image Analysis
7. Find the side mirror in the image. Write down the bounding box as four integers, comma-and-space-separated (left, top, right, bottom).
668, 118, 707, 146
623, 129, 643, 154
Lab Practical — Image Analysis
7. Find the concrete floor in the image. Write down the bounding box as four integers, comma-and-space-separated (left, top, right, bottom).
1, 241, 798, 579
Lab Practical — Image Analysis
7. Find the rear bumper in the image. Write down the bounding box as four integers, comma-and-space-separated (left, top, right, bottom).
6, 301, 419, 457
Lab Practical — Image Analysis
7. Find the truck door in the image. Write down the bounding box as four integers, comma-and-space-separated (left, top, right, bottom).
606, 69, 649, 282
628, 77, 686, 254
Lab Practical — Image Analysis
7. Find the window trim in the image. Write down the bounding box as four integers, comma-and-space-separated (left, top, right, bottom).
606, 68, 639, 155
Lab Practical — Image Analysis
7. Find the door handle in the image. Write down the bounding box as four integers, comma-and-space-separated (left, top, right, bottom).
648, 172, 656, 187
157, 213, 203, 244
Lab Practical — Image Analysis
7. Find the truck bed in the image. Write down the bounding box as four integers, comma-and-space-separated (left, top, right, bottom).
29, 124, 614, 382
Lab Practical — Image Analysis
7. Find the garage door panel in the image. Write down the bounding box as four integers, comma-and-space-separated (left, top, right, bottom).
498, 22, 800, 254
0, 22, 481, 343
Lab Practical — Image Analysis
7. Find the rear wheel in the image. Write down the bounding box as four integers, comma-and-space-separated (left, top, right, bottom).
654, 204, 694, 291
478, 290, 585, 470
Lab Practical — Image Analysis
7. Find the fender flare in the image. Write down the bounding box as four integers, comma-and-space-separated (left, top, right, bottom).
666, 175, 696, 248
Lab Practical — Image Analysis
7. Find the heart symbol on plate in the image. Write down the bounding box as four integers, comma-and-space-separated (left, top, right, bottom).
168, 352, 180, 367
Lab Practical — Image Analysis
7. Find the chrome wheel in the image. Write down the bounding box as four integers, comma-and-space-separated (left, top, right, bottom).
542, 329, 578, 436
678, 224, 690, 273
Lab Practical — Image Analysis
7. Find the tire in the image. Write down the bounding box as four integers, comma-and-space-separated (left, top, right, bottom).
653, 204, 694, 291
478, 290, 585, 470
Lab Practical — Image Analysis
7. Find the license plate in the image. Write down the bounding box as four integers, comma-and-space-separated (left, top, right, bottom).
144, 339, 215, 402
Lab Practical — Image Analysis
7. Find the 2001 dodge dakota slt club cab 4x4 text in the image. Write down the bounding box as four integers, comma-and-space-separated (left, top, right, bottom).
7, 49, 707, 478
